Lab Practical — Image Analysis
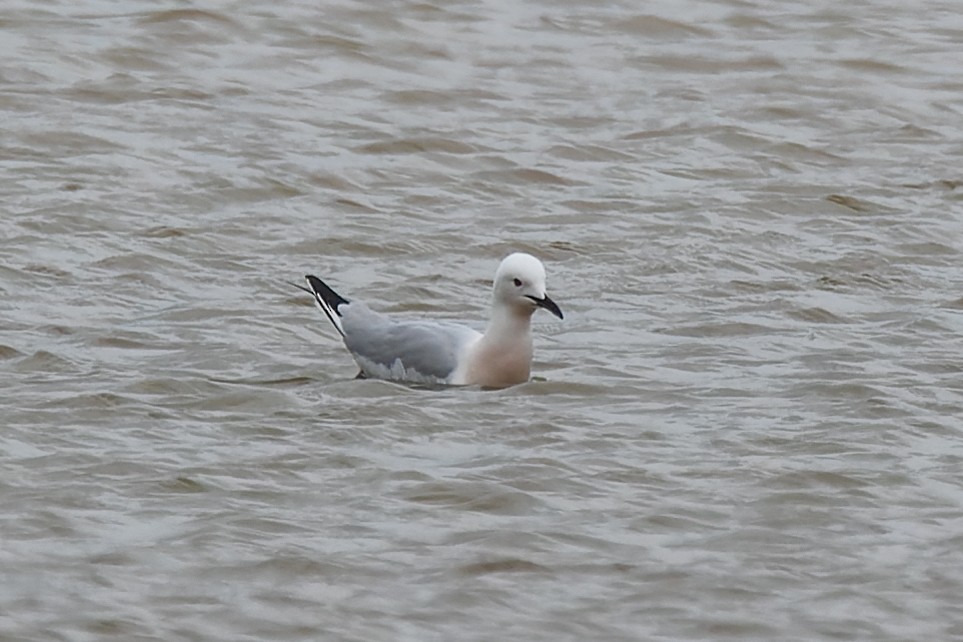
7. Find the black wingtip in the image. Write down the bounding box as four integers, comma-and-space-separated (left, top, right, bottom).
303, 274, 349, 339
304, 275, 349, 314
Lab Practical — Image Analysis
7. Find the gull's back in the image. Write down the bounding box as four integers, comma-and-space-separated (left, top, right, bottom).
340, 303, 481, 384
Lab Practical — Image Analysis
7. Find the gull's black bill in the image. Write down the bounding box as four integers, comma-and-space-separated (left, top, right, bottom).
526, 294, 563, 320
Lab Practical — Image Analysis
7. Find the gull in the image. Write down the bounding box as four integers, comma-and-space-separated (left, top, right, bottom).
299, 253, 563, 387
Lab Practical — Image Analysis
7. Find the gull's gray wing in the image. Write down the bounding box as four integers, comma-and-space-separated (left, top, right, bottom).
339, 303, 481, 383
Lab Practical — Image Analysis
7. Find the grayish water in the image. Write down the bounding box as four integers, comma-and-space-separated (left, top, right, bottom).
3, 1, 963, 640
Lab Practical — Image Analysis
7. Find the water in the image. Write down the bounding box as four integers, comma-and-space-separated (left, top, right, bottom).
3, 1, 963, 640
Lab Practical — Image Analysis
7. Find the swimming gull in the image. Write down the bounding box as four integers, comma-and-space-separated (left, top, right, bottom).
300, 252, 563, 387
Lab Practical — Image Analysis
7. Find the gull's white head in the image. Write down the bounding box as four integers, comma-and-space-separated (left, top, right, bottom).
492, 252, 563, 319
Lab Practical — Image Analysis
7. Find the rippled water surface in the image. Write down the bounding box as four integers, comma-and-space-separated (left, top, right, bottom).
3, 1, 963, 640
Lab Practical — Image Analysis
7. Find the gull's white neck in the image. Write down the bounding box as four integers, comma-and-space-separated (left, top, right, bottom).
462, 303, 534, 387
484, 303, 534, 343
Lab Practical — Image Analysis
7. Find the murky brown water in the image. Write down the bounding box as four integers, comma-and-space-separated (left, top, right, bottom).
3, 1, 963, 640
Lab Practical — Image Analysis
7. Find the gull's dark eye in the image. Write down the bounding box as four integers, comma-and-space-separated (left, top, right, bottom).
513, 278, 522, 287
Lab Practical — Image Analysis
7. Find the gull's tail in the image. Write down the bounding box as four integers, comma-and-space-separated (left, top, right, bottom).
302, 275, 349, 338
